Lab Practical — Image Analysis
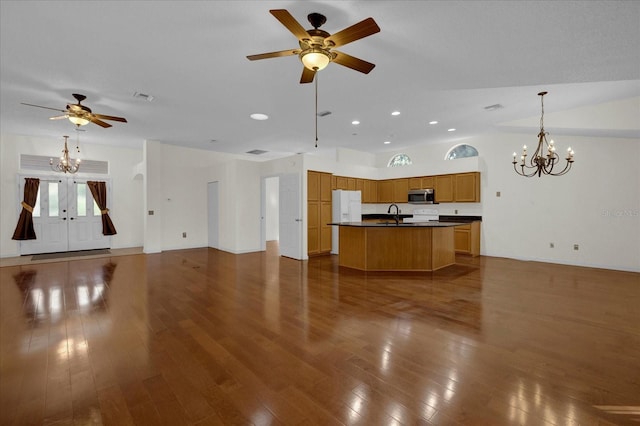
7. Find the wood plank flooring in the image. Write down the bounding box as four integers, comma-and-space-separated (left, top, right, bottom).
1, 244, 639, 425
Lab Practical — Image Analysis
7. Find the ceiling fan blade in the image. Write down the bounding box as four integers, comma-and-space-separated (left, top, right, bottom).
21, 102, 66, 113
300, 67, 316, 84
332, 51, 376, 74
89, 117, 112, 128
49, 115, 69, 121
325, 17, 380, 48
93, 113, 128, 123
270, 9, 310, 41
247, 49, 300, 61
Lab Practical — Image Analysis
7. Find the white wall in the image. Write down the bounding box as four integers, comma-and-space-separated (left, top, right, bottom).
0, 133, 144, 257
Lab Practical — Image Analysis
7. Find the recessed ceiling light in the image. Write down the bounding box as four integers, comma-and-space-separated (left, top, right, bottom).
384, 141, 391, 144
391, 111, 400, 116
250, 113, 269, 120
448, 128, 456, 132
429, 121, 438, 125
352, 120, 360, 125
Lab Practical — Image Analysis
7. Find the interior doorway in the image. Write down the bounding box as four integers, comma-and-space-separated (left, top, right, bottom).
207, 181, 219, 249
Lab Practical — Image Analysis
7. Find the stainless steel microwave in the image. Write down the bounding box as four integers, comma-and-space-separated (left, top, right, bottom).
408, 188, 435, 204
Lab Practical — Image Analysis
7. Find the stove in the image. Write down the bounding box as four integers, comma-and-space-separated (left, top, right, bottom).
403, 208, 439, 223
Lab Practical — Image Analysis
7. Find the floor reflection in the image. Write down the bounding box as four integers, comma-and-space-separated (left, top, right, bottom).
12, 261, 116, 324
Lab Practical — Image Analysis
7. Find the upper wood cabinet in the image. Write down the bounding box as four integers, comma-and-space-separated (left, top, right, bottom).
308, 170, 320, 201
377, 180, 394, 203
363, 179, 378, 203
454, 172, 480, 202
409, 176, 435, 190
408, 177, 422, 190
335, 176, 349, 190
392, 178, 409, 203
320, 172, 332, 201
435, 175, 454, 202
347, 178, 357, 190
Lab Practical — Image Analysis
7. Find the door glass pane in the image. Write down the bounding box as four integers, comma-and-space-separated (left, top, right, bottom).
77, 183, 86, 217
33, 187, 41, 217
49, 183, 59, 217
93, 199, 101, 216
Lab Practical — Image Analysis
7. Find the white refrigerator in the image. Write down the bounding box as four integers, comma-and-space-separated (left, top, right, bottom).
331, 189, 362, 254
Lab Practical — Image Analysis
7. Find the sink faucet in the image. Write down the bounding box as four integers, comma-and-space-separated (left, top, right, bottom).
387, 204, 400, 225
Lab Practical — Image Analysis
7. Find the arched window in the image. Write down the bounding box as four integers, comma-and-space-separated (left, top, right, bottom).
445, 144, 478, 160
387, 153, 412, 167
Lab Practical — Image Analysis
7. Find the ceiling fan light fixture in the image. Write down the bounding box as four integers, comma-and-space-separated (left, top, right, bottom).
300, 48, 331, 71
68, 115, 90, 126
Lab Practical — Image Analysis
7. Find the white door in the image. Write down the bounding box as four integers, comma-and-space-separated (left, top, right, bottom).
278, 173, 302, 260
19, 176, 110, 255
207, 181, 219, 249
68, 180, 110, 251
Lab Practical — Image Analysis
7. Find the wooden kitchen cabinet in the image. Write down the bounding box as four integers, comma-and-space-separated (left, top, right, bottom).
392, 178, 409, 203
320, 172, 332, 201
454, 221, 480, 256
377, 180, 394, 203
454, 172, 480, 202
363, 179, 378, 203
410, 176, 435, 190
435, 175, 454, 202
307, 170, 332, 256
335, 176, 349, 190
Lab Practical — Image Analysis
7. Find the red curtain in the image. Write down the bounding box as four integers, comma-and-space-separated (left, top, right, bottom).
87, 181, 117, 235
12, 178, 40, 240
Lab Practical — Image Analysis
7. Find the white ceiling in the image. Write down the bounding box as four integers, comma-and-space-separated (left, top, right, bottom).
1, 1, 639, 161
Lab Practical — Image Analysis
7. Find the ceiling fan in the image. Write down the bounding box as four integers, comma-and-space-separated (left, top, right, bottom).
247, 9, 380, 83
21, 93, 127, 128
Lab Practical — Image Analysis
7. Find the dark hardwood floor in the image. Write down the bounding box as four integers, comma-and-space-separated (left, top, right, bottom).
1, 243, 639, 425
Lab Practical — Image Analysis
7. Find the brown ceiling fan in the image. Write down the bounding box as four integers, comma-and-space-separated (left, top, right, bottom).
247, 9, 380, 83
21, 93, 127, 128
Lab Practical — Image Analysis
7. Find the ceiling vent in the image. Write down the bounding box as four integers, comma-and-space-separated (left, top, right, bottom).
246, 149, 268, 155
133, 92, 154, 102
484, 103, 503, 111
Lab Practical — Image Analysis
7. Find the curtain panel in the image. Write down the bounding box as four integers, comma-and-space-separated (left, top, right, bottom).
12, 177, 40, 240
87, 181, 117, 235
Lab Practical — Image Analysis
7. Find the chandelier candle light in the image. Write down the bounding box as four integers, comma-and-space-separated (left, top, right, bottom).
50, 135, 81, 174
513, 91, 574, 177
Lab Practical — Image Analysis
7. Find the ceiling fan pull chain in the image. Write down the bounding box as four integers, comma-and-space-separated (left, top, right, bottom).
315, 73, 318, 148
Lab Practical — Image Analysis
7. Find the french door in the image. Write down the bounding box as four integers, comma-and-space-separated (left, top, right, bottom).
19, 176, 111, 255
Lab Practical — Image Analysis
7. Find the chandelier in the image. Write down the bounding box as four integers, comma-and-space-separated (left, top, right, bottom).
50, 135, 81, 174
513, 91, 574, 177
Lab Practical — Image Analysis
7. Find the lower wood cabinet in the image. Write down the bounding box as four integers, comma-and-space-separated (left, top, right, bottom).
454, 221, 480, 256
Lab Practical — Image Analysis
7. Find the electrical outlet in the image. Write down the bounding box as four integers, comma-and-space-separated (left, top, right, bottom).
550, 242, 554, 248
182, 232, 187, 238
573, 244, 579, 251
454, 209, 458, 214
496, 191, 501, 197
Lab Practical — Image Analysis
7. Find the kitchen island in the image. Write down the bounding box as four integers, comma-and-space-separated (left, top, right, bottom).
332, 222, 462, 272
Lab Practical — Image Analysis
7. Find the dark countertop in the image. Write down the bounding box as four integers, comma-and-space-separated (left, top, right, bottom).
361, 214, 482, 223
362, 213, 413, 220
330, 221, 465, 228
438, 215, 482, 223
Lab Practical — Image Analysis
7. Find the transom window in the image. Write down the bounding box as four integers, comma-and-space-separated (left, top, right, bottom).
387, 153, 412, 167
445, 144, 478, 160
